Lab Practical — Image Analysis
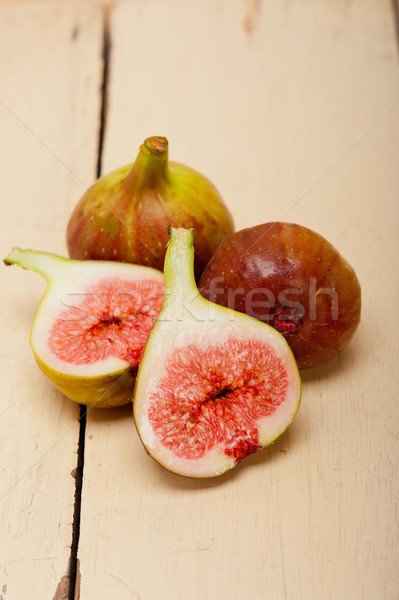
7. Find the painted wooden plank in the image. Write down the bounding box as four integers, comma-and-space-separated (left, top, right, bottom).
0, 3, 103, 599
78, 0, 399, 598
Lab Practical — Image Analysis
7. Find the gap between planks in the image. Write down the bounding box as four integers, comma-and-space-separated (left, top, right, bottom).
392, 0, 399, 52
53, 5, 112, 600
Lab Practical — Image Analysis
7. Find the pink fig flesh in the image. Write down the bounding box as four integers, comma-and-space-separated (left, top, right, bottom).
148, 338, 291, 463
49, 277, 164, 369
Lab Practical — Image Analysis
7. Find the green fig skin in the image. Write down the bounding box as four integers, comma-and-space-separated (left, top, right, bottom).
66, 136, 235, 280
199, 222, 361, 369
35, 354, 136, 408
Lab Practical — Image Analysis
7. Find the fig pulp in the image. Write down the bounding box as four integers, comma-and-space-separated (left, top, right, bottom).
4, 249, 164, 407
67, 136, 234, 280
133, 228, 301, 478
199, 222, 361, 369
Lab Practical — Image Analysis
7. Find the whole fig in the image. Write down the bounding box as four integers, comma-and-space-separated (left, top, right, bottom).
199, 222, 361, 369
67, 136, 234, 279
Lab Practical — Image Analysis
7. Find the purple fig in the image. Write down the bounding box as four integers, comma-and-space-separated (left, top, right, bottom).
199, 222, 361, 369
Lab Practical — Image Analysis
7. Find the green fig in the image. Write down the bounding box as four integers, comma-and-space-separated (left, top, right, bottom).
133, 228, 301, 478
4, 249, 164, 407
66, 136, 234, 280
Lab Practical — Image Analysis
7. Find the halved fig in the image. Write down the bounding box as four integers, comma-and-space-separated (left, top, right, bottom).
4, 249, 164, 407
133, 228, 301, 478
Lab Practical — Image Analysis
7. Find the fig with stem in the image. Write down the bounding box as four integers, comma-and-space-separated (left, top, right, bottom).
67, 136, 234, 280
4, 249, 164, 407
134, 228, 301, 478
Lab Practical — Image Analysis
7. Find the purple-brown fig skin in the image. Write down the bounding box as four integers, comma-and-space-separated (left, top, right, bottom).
199, 222, 361, 369
66, 137, 234, 281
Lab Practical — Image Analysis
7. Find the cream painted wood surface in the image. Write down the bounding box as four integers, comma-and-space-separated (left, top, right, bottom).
77, 1, 399, 599
0, 3, 103, 599
1, 1, 398, 599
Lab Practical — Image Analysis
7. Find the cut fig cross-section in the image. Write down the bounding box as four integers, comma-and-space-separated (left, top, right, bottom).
4, 249, 164, 407
133, 228, 301, 478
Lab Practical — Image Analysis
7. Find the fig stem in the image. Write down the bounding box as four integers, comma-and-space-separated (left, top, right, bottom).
161, 228, 199, 318
124, 136, 169, 192
3, 248, 71, 282
142, 136, 168, 156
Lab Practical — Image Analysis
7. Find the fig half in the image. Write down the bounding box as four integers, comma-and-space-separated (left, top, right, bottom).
199, 222, 361, 368
133, 228, 301, 478
4, 249, 164, 407
66, 136, 234, 280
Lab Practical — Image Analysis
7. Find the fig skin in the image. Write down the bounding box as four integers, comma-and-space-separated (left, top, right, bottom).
67, 136, 234, 280
199, 222, 361, 369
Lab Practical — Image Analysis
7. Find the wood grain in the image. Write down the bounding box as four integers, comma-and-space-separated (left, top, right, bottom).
0, 3, 103, 599
77, 1, 399, 599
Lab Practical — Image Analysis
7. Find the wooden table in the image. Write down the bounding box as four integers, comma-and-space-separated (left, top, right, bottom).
1, 1, 398, 598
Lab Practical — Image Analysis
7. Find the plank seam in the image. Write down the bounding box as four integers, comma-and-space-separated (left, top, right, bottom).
68, 407, 87, 600
68, 5, 112, 600
96, 3, 112, 179
392, 0, 399, 57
